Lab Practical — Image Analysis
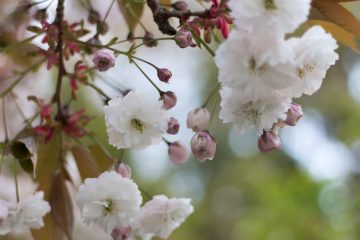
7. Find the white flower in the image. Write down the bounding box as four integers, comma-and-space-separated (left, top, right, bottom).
215, 31, 296, 97
219, 87, 291, 135
138, 195, 194, 239
286, 26, 339, 97
229, 0, 311, 36
0, 192, 50, 235
105, 91, 170, 149
0, 200, 8, 224
76, 171, 142, 233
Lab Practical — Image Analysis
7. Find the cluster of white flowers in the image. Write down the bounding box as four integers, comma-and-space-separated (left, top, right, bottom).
215, 0, 339, 135
0, 192, 51, 235
76, 171, 194, 239
104, 91, 170, 150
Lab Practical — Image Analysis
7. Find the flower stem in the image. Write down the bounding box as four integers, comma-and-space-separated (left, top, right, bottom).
14, 161, 20, 202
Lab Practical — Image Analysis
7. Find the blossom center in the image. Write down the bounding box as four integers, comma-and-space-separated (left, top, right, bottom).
103, 200, 115, 216
248, 58, 266, 76
242, 102, 262, 124
297, 64, 315, 79
264, 0, 277, 10
131, 119, 145, 133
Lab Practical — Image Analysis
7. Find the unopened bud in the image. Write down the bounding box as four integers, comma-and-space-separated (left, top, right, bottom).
143, 31, 158, 47
0, 200, 8, 224
160, 91, 177, 110
284, 103, 303, 126
258, 131, 281, 153
97, 22, 109, 35
187, 108, 210, 132
167, 117, 179, 135
115, 162, 132, 179
93, 51, 115, 72
34, 9, 48, 21
172, 1, 189, 11
191, 131, 216, 162
157, 68, 172, 83
168, 141, 189, 164
111, 226, 132, 240
175, 29, 196, 48
88, 9, 101, 24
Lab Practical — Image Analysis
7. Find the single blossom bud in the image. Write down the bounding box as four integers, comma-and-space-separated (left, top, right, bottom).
0, 200, 9, 224
167, 117, 180, 135
168, 141, 189, 164
111, 226, 132, 240
258, 131, 281, 153
172, 1, 189, 11
93, 51, 115, 72
157, 68, 172, 83
143, 31, 158, 47
191, 131, 216, 162
88, 9, 101, 24
97, 22, 109, 35
284, 103, 303, 126
161, 91, 177, 110
115, 162, 132, 179
175, 29, 196, 48
33, 8, 48, 21
186, 108, 210, 132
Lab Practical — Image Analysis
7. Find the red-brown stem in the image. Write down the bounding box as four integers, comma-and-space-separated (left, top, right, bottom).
54, 0, 65, 121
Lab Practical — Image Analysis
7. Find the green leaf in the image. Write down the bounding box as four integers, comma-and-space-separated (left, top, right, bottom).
116, 0, 145, 32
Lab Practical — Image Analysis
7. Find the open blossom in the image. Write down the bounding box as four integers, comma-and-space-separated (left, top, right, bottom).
0, 200, 8, 224
286, 26, 339, 97
76, 171, 142, 233
138, 195, 194, 239
105, 91, 169, 149
215, 30, 296, 98
0, 192, 50, 235
219, 87, 291, 135
229, 0, 311, 36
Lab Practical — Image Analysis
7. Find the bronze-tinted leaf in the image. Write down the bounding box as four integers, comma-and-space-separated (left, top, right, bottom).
88, 145, 113, 172
312, 0, 360, 38
50, 173, 74, 240
117, 0, 144, 32
71, 146, 100, 179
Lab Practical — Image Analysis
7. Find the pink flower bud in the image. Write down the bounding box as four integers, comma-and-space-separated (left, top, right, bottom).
175, 29, 196, 48
143, 31, 158, 47
258, 131, 281, 153
284, 103, 303, 126
93, 51, 115, 72
157, 68, 172, 83
168, 141, 189, 164
190, 131, 216, 162
172, 1, 189, 11
186, 108, 210, 132
167, 117, 179, 135
111, 226, 132, 240
0, 200, 8, 224
115, 162, 132, 179
160, 91, 177, 110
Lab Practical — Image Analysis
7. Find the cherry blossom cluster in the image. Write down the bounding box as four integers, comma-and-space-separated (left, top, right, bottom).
215, 0, 339, 152
76, 171, 193, 239
0, 192, 50, 235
